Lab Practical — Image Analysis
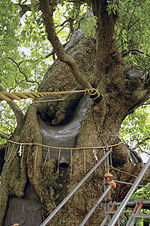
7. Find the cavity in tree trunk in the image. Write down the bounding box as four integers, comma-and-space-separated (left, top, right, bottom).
0, 0, 150, 225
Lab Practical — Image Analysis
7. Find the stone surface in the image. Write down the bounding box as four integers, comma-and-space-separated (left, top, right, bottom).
4, 184, 42, 226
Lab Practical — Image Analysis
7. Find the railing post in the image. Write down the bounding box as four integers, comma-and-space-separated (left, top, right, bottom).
104, 145, 110, 221
108, 158, 150, 226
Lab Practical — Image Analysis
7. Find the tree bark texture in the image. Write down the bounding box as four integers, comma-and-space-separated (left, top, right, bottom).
0, 1, 150, 226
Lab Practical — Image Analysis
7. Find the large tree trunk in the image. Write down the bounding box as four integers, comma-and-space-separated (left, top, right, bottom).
0, 1, 150, 226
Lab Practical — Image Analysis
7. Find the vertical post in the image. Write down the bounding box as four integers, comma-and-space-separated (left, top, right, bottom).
57, 149, 61, 173
84, 149, 86, 173
20, 145, 24, 168
104, 150, 107, 215
48, 148, 51, 174
104, 145, 110, 221
70, 149, 73, 178
48, 147, 51, 159
108, 158, 150, 226
117, 217, 120, 226
42, 147, 49, 170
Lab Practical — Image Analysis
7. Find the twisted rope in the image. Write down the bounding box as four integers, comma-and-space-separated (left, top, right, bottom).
0, 89, 99, 102
8, 140, 123, 150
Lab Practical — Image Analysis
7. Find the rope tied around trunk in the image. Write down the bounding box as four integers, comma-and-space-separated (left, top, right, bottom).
108, 165, 150, 182
8, 140, 123, 150
0, 88, 102, 103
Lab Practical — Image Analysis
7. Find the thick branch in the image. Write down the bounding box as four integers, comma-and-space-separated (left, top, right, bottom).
0, 85, 24, 127
39, 0, 92, 89
0, 132, 10, 140
91, 0, 118, 74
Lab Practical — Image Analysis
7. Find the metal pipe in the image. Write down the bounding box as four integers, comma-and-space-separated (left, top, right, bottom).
116, 200, 150, 210
40, 150, 111, 226
108, 158, 150, 226
100, 215, 109, 226
104, 146, 110, 224
134, 214, 150, 218
113, 179, 146, 188
104, 146, 109, 214
126, 202, 142, 226
79, 185, 112, 226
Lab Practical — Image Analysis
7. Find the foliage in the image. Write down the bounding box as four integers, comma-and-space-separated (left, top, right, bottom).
115, 0, 150, 69
0, 99, 31, 144
119, 104, 150, 158
107, 0, 150, 68
0, 0, 51, 93
107, 0, 119, 15
0, 0, 150, 156
132, 183, 150, 200
0, 103, 16, 137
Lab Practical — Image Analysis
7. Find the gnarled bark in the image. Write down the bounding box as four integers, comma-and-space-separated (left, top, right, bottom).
0, 1, 150, 225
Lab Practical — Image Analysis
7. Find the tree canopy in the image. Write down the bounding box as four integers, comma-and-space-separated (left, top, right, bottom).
0, 0, 150, 157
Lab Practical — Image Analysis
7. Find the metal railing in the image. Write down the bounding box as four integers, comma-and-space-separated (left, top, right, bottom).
108, 158, 150, 226
40, 150, 111, 226
79, 184, 112, 226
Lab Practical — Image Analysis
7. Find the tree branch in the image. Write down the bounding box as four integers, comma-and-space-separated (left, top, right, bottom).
122, 49, 150, 58
45, 41, 69, 59
137, 146, 150, 156
127, 18, 140, 31
39, 0, 92, 89
0, 85, 24, 128
0, 132, 10, 140
132, 137, 150, 150
7, 57, 39, 86
55, 18, 70, 29
13, 3, 32, 17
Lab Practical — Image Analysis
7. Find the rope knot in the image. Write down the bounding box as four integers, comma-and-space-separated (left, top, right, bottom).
88, 88, 102, 103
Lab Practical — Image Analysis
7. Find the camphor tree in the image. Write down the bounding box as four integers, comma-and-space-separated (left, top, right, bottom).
0, 0, 150, 225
